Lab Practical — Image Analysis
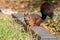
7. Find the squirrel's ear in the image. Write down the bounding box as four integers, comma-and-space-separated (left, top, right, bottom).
24, 13, 26, 16
24, 13, 29, 16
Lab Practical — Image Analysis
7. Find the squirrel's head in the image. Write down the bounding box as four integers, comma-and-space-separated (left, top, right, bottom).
24, 13, 30, 25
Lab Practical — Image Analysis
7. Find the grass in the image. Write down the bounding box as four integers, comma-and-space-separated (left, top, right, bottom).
0, 13, 38, 40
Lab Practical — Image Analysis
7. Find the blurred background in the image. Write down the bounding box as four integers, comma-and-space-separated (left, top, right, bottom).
0, 0, 60, 12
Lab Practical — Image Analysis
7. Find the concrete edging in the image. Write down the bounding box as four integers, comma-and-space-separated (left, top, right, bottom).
11, 13, 60, 40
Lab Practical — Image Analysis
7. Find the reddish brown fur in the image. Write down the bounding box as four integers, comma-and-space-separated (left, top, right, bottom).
24, 14, 43, 26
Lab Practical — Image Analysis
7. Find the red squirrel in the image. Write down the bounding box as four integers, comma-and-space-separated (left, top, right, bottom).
24, 13, 44, 26
24, 2, 53, 26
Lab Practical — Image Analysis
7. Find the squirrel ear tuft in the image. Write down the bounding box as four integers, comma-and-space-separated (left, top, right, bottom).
24, 13, 29, 16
